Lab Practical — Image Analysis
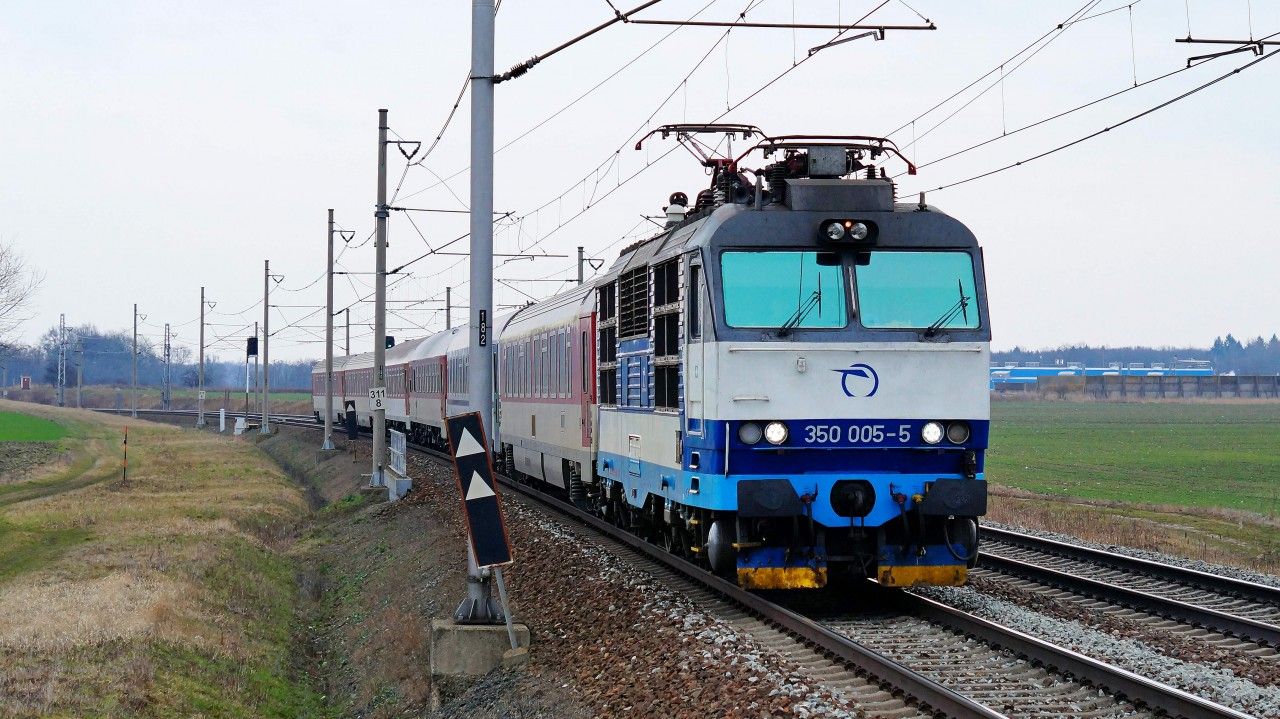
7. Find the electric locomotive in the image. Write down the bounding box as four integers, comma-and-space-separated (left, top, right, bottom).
315, 125, 990, 590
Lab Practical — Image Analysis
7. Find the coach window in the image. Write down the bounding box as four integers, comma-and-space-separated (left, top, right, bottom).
546, 332, 551, 397
551, 332, 560, 398
567, 329, 573, 394
560, 330, 568, 396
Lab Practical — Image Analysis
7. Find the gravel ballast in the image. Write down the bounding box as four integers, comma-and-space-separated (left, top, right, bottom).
920, 584, 1280, 717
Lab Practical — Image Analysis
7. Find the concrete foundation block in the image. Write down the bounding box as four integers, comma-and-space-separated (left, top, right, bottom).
430, 619, 530, 677
388, 476, 412, 501
316, 448, 342, 463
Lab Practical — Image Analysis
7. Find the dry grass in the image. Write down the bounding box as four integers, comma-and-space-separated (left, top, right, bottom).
0, 399, 326, 717
0, 571, 190, 651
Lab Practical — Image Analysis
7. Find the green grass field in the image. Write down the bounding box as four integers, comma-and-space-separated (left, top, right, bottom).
987, 401, 1280, 517
0, 411, 68, 442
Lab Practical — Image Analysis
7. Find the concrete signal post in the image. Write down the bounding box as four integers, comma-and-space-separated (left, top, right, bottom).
370, 109, 389, 488
197, 287, 208, 428
322, 210, 337, 452
457, 0, 500, 626
261, 260, 272, 435
131, 304, 140, 418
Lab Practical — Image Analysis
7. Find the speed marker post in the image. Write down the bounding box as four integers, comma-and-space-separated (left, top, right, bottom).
445, 412, 512, 568
445, 412, 516, 642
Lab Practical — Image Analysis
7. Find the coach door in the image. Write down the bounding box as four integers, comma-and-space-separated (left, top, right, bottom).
578, 314, 594, 447
403, 365, 412, 415
685, 258, 705, 437
438, 356, 447, 419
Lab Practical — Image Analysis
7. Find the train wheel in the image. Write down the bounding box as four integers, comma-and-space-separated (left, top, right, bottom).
706, 519, 737, 578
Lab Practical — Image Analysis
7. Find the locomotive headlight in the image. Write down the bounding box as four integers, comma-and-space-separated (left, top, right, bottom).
847, 221, 870, 241
921, 421, 945, 445
739, 422, 763, 445
946, 421, 971, 444
822, 221, 847, 241
764, 421, 789, 445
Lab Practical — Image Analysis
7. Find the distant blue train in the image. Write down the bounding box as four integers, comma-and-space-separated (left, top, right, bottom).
989, 361, 1213, 389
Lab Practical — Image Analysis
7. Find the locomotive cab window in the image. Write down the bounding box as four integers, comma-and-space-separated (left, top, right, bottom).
720, 251, 848, 329
853, 251, 980, 331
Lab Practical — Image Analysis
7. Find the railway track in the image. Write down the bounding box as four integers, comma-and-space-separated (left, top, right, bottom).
103, 408, 1255, 718
979, 526, 1280, 649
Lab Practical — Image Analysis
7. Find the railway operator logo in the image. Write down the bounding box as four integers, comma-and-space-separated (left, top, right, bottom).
834, 363, 879, 398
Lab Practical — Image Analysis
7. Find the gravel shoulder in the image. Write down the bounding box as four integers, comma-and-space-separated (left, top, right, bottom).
984, 519, 1280, 589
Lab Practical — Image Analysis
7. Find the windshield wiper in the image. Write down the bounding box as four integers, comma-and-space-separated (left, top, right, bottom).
923, 279, 971, 338
778, 275, 823, 337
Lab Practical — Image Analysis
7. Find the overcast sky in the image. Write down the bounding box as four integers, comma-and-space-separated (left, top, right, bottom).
3, 1, 1277, 361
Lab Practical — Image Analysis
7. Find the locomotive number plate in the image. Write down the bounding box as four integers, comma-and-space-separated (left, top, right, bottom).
802, 423, 912, 446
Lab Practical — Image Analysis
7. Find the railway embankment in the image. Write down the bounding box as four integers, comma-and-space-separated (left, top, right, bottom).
0, 400, 324, 717
2, 408, 865, 717
254, 425, 864, 718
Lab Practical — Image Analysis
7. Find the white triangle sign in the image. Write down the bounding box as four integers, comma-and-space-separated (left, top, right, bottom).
455, 428, 485, 458
465, 470, 496, 501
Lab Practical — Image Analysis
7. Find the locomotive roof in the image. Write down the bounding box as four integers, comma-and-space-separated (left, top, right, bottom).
596, 178, 978, 284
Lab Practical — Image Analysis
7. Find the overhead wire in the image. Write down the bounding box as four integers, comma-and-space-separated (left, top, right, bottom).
497, 0, 775, 258
509, 0, 894, 260
910, 43, 1279, 194
898, 25, 1280, 178
893, 0, 1108, 153
884, 0, 1103, 142
395, 0, 725, 206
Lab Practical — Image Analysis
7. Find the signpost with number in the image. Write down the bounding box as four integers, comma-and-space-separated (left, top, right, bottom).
369, 386, 387, 411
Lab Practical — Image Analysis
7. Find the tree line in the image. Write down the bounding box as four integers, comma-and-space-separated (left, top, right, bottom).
0, 323, 317, 390
993, 334, 1280, 375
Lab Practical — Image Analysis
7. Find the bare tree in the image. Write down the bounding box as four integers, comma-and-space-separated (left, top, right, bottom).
0, 240, 43, 342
